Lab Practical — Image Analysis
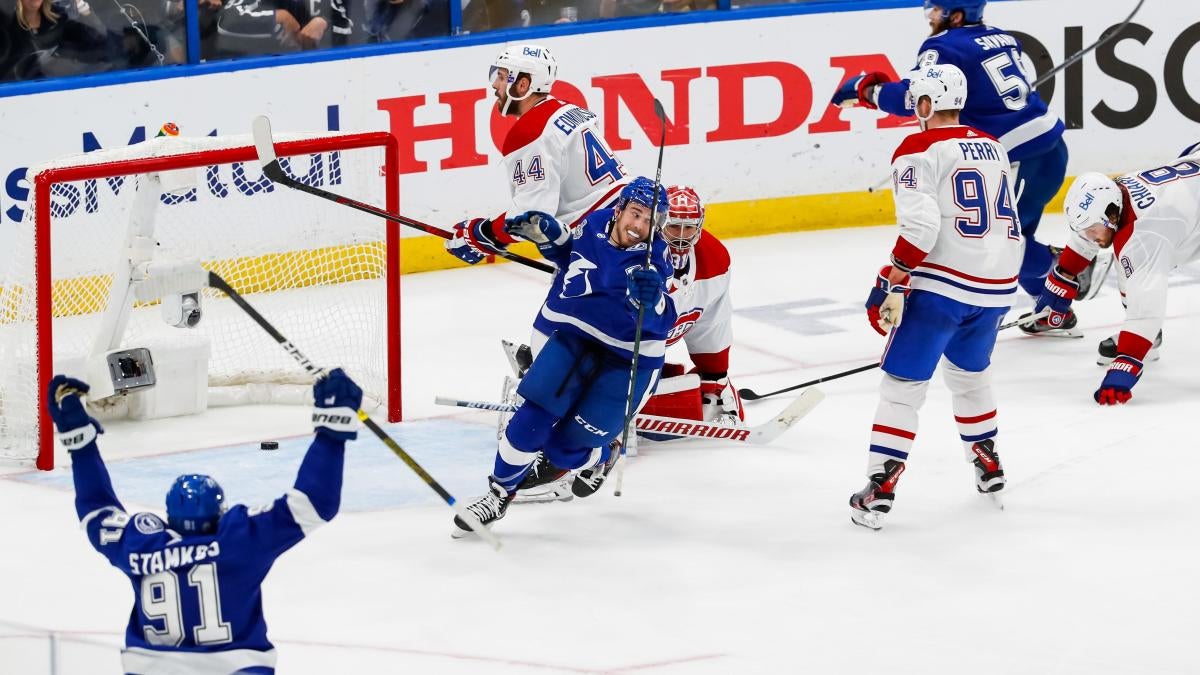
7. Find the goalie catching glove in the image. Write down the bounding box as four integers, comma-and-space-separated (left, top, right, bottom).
46, 375, 103, 451
313, 368, 363, 441
865, 265, 910, 336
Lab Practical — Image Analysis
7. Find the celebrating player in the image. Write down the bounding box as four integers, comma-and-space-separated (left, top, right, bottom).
51, 369, 361, 673
452, 177, 675, 537
833, 0, 1079, 328
850, 64, 1021, 530
444, 43, 628, 265
640, 184, 742, 428
1026, 149, 1200, 405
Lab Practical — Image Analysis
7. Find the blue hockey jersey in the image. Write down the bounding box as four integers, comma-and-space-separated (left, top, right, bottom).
876, 23, 1064, 162
533, 208, 676, 369
72, 434, 345, 674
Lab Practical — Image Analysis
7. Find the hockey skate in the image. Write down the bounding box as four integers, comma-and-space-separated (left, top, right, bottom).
849, 460, 905, 530
970, 439, 1005, 510
1097, 330, 1162, 366
572, 438, 622, 498
452, 479, 514, 539
1017, 309, 1083, 338
513, 452, 573, 504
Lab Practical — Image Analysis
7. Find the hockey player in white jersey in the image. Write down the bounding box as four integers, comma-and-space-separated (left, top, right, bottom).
640, 185, 742, 427
1024, 149, 1200, 405
850, 64, 1022, 529
445, 43, 628, 265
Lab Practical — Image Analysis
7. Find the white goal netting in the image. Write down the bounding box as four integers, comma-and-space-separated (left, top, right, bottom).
0, 132, 399, 469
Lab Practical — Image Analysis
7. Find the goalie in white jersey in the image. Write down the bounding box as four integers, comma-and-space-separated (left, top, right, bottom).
445, 43, 628, 265
640, 185, 743, 429
851, 64, 1022, 529
1025, 146, 1200, 405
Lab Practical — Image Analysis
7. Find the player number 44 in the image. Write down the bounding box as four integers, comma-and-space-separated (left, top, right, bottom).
512, 155, 546, 186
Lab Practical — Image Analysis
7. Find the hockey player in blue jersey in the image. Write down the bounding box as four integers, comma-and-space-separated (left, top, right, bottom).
49, 368, 362, 674
833, 0, 1085, 334
452, 176, 675, 537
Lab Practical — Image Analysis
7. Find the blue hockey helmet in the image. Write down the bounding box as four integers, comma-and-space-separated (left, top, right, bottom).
615, 177, 669, 224
166, 474, 226, 535
924, 0, 986, 24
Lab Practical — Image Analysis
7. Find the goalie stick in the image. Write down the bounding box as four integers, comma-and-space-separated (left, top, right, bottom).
207, 271, 502, 551
434, 387, 825, 446
250, 116, 555, 275
739, 309, 1049, 402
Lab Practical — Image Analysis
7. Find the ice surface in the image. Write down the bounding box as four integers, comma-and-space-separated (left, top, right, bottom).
2, 216, 1197, 674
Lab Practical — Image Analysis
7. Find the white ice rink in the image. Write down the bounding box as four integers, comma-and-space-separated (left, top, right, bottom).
2, 215, 1198, 674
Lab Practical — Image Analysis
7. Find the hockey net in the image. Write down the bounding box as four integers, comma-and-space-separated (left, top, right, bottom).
0, 131, 401, 470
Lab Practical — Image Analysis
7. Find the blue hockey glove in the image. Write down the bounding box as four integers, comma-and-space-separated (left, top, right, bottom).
445, 217, 503, 265
1095, 355, 1142, 406
626, 267, 665, 313
1033, 266, 1079, 329
865, 265, 910, 336
504, 210, 568, 254
313, 368, 363, 441
832, 71, 890, 109
46, 374, 103, 451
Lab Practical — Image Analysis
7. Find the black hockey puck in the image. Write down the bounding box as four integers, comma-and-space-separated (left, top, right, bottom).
261, 441, 279, 451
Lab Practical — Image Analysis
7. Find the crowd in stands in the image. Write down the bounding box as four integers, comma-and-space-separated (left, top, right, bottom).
0, 0, 821, 83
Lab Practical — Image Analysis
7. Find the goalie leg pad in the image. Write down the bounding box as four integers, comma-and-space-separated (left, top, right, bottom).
639, 374, 703, 441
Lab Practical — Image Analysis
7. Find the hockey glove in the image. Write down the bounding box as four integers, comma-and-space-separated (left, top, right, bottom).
313, 368, 363, 441
446, 217, 505, 265
865, 265, 910, 336
1094, 355, 1142, 405
504, 210, 568, 255
1034, 266, 1079, 328
832, 71, 891, 110
46, 375, 103, 451
700, 377, 744, 423
626, 267, 666, 314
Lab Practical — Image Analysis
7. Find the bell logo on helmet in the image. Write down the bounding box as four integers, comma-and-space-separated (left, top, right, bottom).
522, 47, 542, 57
1079, 192, 1095, 211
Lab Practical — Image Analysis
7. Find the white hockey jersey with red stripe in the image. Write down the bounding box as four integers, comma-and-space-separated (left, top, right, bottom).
889, 126, 1023, 308
1057, 158, 1200, 355
494, 97, 628, 229
666, 231, 733, 375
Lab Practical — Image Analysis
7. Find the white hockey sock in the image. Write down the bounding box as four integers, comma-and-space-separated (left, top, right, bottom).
943, 362, 997, 462
866, 374, 928, 477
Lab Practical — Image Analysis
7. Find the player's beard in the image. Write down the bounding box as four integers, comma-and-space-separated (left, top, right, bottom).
929, 17, 951, 35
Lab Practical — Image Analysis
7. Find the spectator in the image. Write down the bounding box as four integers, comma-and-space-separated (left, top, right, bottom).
365, 0, 448, 43
0, 0, 107, 81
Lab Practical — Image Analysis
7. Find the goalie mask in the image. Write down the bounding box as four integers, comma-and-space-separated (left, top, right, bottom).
663, 185, 705, 254
490, 44, 557, 116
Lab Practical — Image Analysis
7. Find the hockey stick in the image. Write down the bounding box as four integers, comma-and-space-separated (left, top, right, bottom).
250, 116, 555, 276
1030, 0, 1146, 88
207, 271, 502, 551
739, 309, 1050, 402
435, 388, 825, 446
614, 98, 669, 497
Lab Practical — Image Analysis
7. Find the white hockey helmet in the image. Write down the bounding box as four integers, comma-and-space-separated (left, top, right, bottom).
490, 44, 557, 111
1064, 172, 1122, 233
906, 63, 968, 121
